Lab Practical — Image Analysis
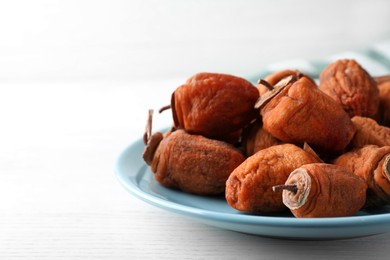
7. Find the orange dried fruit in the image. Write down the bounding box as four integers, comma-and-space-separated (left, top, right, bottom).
256, 75, 355, 154
375, 75, 390, 126
225, 144, 320, 213
319, 59, 379, 118
275, 163, 367, 218
143, 110, 245, 195
349, 116, 390, 149
334, 145, 390, 207
241, 120, 281, 157
171, 72, 259, 143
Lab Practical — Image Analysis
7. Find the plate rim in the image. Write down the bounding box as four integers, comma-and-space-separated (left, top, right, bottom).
115, 137, 390, 230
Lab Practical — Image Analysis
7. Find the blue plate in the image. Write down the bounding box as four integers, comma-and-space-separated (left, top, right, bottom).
115, 136, 390, 240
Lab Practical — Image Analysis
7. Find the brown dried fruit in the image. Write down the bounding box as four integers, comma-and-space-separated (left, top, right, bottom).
375, 75, 390, 85
225, 144, 320, 213
256, 75, 355, 154
142, 111, 245, 195
349, 116, 390, 149
334, 145, 390, 207
171, 72, 259, 143
241, 120, 281, 157
377, 78, 390, 127
276, 163, 367, 218
319, 59, 379, 118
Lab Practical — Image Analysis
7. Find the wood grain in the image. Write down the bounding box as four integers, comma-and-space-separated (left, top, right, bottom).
1, 81, 390, 259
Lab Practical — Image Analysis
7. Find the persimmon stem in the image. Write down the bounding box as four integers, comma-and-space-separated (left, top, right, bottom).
254, 75, 294, 110
159, 104, 171, 113
272, 184, 298, 194
257, 79, 274, 91
143, 109, 153, 145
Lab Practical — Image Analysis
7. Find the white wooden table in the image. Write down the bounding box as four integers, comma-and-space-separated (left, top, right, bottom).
2, 79, 390, 260
2, 1, 390, 259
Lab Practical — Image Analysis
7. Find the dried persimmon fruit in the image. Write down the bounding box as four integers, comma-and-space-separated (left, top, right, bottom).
150, 129, 245, 195
241, 120, 281, 157
376, 77, 390, 127
142, 111, 245, 195
319, 59, 379, 118
349, 116, 390, 149
225, 144, 320, 213
275, 163, 367, 218
170, 72, 259, 143
375, 75, 390, 85
256, 75, 355, 154
334, 145, 390, 207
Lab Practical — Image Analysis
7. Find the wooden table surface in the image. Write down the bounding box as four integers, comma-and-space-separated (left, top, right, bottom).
1, 78, 390, 260
2, 1, 390, 259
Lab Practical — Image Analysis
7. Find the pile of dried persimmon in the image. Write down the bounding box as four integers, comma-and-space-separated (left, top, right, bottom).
142, 59, 390, 218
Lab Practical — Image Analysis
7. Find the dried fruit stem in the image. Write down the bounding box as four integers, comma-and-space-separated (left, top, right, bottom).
254, 75, 294, 109
159, 105, 171, 113
257, 79, 274, 91
143, 109, 153, 145
142, 132, 163, 165
272, 184, 298, 193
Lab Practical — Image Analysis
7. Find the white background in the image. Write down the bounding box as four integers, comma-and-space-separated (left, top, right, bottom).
1, 0, 390, 82
1, 1, 390, 259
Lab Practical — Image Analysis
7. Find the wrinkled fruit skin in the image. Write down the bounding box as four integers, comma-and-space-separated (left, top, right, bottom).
241, 120, 281, 157
225, 144, 319, 213
319, 59, 379, 118
261, 76, 355, 154
334, 145, 390, 207
172, 73, 259, 143
378, 81, 390, 127
350, 116, 390, 149
151, 129, 245, 195
283, 163, 367, 218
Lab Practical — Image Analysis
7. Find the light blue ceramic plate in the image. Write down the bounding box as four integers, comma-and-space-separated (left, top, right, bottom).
115, 136, 390, 240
